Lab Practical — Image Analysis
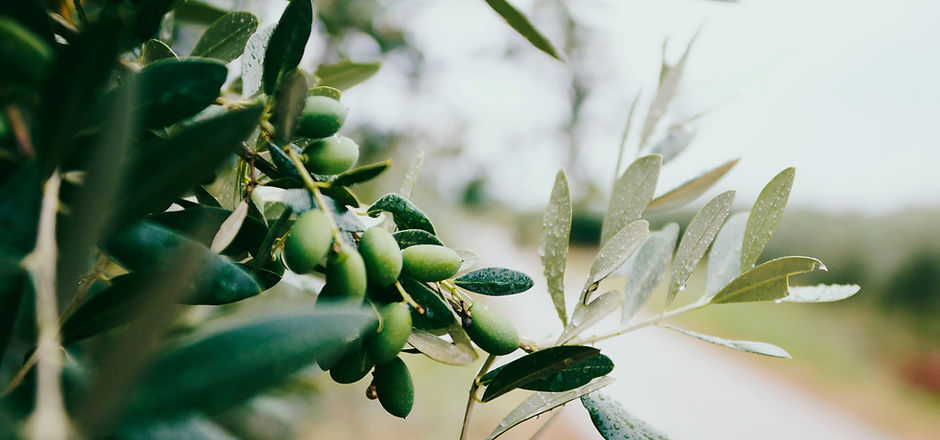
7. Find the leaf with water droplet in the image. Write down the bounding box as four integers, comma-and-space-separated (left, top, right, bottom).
740, 168, 795, 271
581, 391, 670, 440
638, 30, 699, 151
191, 11, 259, 62
485, 376, 615, 440
711, 256, 825, 304
400, 150, 424, 198
455, 267, 534, 296
663, 325, 791, 358
600, 154, 661, 246
481, 353, 613, 392
781, 284, 860, 303
704, 211, 749, 299
367, 193, 435, 234
241, 24, 275, 97
622, 223, 679, 325
582, 220, 649, 304
539, 169, 572, 326
481, 345, 599, 402
667, 191, 735, 306
262, 0, 313, 95
646, 159, 738, 213
558, 290, 625, 344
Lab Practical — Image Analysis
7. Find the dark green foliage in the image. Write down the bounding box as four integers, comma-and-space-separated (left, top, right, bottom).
399, 276, 455, 330
138, 59, 227, 128
263, 0, 313, 95
367, 194, 436, 234
392, 229, 443, 249
455, 267, 534, 296
481, 346, 600, 402
481, 353, 614, 392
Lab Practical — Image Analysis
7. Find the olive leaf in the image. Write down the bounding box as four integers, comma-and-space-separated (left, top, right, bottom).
191, 11, 258, 62
638, 30, 699, 150
481, 353, 613, 392
486, 376, 616, 440
140, 39, 178, 64
539, 169, 572, 326
482, 0, 562, 61
711, 256, 826, 304
558, 290, 624, 344
149, 205, 267, 256
210, 200, 250, 253
309, 86, 342, 99
600, 154, 661, 246
399, 276, 455, 330
781, 284, 861, 303
580, 220, 649, 304
704, 211, 748, 299
667, 190, 734, 306
481, 345, 600, 402
367, 193, 436, 234
400, 151, 425, 198
650, 126, 696, 164
241, 24, 275, 97
332, 160, 391, 187
271, 69, 308, 143
740, 168, 795, 271
646, 158, 739, 213
139, 58, 228, 128
622, 223, 678, 325
663, 325, 791, 358
454, 267, 534, 296
393, 229, 443, 249
582, 392, 670, 440
407, 326, 478, 366
263, 0, 313, 95
315, 60, 381, 90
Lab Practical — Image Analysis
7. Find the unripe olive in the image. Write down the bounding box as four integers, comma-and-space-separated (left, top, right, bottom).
464, 303, 519, 356
294, 95, 347, 139
330, 346, 374, 384
282, 210, 332, 274
358, 227, 403, 287
400, 245, 462, 282
318, 244, 367, 303
303, 135, 359, 175
372, 356, 413, 418
365, 302, 412, 364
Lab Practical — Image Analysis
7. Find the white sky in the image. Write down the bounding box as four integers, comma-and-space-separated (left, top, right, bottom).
318, 0, 940, 214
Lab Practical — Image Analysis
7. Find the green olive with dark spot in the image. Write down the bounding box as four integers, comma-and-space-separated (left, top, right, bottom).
303, 135, 359, 175
464, 303, 519, 356
365, 302, 412, 364
358, 227, 402, 287
282, 210, 332, 274
400, 244, 462, 282
318, 244, 367, 303
294, 95, 347, 139
372, 356, 413, 418
329, 345, 373, 384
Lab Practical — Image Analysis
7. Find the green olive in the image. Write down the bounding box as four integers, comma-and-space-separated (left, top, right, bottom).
358, 227, 403, 287
372, 356, 413, 418
365, 302, 412, 364
318, 244, 367, 303
294, 95, 347, 139
400, 245, 462, 282
0, 18, 53, 85
329, 345, 374, 384
282, 210, 332, 274
303, 135, 359, 175
464, 303, 519, 356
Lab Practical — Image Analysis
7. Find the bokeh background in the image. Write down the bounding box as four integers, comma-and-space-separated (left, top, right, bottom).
176, 0, 939, 438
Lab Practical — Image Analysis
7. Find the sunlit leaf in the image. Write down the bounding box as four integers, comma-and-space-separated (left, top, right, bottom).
454, 249, 480, 277
622, 223, 679, 324
638, 31, 699, 150
600, 154, 661, 246
481, 345, 599, 402
210, 200, 249, 253
667, 191, 734, 306
558, 291, 625, 344
407, 326, 478, 366
482, 0, 562, 60
704, 211, 748, 299
482, 353, 613, 392
486, 376, 615, 440
782, 284, 860, 303
539, 169, 572, 326
711, 256, 825, 304
581, 392, 669, 440
332, 160, 391, 187
650, 126, 696, 164
315, 60, 381, 90
400, 151, 424, 198
646, 159, 738, 213
740, 168, 795, 271
271, 69, 308, 143
663, 325, 791, 358
262, 0, 312, 95
583, 220, 649, 298
455, 267, 534, 296
149, 205, 267, 256
191, 11, 258, 62
367, 193, 435, 234
241, 24, 275, 97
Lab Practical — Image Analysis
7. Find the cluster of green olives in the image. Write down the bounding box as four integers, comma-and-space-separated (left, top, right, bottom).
278, 96, 521, 419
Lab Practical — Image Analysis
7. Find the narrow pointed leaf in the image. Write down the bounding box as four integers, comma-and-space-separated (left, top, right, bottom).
481, 353, 613, 392
650, 126, 696, 164
663, 325, 791, 358
392, 229, 443, 249
667, 191, 734, 306
332, 160, 391, 187
581, 392, 670, 440
407, 326, 478, 366
486, 376, 615, 440
138, 58, 228, 128
481, 346, 599, 402
740, 168, 795, 271
482, 0, 562, 60
646, 159, 738, 213
558, 290, 625, 344
583, 220, 649, 299
600, 154, 662, 246
704, 211, 748, 299
622, 223, 679, 324
140, 39, 178, 64
241, 24, 275, 97
638, 31, 699, 150
399, 277, 455, 330
263, 0, 313, 95
210, 200, 249, 253
271, 69, 308, 142
149, 205, 267, 256
315, 60, 381, 90
191, 11, 259, 62
400, 151, 424, 198
711, 256, 825, 304
455, 267, 534, 296
782, 284, 861, 303
367, 193, 435, 234
539, 169, 571, 325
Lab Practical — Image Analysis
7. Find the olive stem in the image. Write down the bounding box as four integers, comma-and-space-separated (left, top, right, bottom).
286, 148, 344, 245
565, 298, 710, 346
459, 353, 497, 440
439, 279, 470, 304
393, 280, 425, 314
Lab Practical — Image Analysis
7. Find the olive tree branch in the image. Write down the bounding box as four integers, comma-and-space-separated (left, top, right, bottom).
565, 298, 709, 346
459, 353, 496, 440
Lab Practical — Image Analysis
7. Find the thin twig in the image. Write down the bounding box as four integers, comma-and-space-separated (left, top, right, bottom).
459, 354, 496, 440
566, 299, 708, 346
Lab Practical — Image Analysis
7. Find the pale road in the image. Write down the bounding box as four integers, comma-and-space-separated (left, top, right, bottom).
450, 218, 896, 440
